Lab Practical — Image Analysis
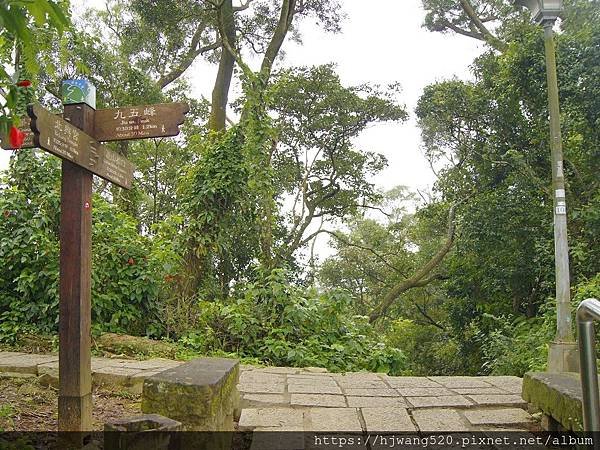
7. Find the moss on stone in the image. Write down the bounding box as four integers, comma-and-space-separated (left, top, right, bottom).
141, 357, 239, 431
523, 372, 584, 431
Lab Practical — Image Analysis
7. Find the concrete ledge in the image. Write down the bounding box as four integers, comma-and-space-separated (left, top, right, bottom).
522, 372, 584, 431
141, 357, 240, 431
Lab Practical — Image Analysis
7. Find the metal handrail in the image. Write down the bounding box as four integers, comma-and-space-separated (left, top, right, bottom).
576, 298, 600, 431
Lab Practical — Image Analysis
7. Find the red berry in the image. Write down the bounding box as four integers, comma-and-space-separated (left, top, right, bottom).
8, 126, 25, 149
128, 257, 135, 265
16, 80, 32, 87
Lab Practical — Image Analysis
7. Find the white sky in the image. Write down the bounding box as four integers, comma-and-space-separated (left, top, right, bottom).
185, 1, 485, 195
0, 0, 484, 255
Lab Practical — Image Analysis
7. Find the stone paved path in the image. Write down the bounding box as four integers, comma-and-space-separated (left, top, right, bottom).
237, 366, 538, 433
0, 351, 538, 433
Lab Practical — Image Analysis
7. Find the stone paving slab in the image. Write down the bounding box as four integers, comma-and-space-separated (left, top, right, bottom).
346, 396, 406, 408
333, 373, 383, 382
113, 358, 181, 370
464, 408, 535, 426
384, 377, 443, 388
287, 377, 338, 387
37, 361, 59, 377
288, 373, 333, 380
240, 372, 286, 383
407, 395, 473, 409
466, 394, 527, 407
288, 383, 342, 394
0, 351, 538, 433
239, 382, 286, 394
412, 408, 470, 432
290, 394, 346, 407
306, 408, 362, 432
481, 376, 523, 394
344, 388, 398, 397
0, 351, 180, 391
254, 367, 299, 374
452, 387, 509, 395
302, 367, 329, 373
361, 407, 416, 432
239, 408, 304, 431
396, 387, 455, 397
242, 393, 289, 407
429, 376, 493, 389
0, 354, 59, 374
335, 377, 388, 388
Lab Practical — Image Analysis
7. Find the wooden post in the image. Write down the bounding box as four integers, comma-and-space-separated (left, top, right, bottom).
58, 88, 95, 434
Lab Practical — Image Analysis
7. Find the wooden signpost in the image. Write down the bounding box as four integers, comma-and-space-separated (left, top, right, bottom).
2, 79, 188, 438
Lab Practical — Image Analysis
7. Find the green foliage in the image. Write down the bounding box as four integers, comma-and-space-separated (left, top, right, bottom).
180, 127, 259, 299
386, 319, 464, 376
0, 0, 69, 131
479, 273, 600, 377
574, 274, 600, 304
408, 0, 600, 375
479, 312, 553, 376
184, 268, 407, 374
90, 199, 160, 336
267, 65, 406, 263
0, 151, 61, 341
0, 151, 163, 342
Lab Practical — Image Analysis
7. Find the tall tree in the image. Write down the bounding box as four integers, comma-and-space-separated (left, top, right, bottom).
267, 65, 407, 264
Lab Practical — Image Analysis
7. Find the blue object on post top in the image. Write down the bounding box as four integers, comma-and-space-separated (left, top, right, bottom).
61, 79, 96, 109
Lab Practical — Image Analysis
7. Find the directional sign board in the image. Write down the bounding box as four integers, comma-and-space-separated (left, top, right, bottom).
0, 117, 35, 150
27, 104, 134, 189
93, 102, 189, 142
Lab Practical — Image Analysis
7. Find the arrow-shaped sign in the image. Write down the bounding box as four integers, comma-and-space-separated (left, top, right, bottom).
27, 104, 135, 189
93, 102, 189, 142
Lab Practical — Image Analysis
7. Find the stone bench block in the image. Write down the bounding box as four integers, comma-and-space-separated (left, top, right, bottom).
104, 414, 182, 450
522, 371, 584, 431
142, 357, 239, 431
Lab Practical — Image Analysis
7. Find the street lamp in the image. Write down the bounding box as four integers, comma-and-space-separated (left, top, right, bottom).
514, 0, 578, 372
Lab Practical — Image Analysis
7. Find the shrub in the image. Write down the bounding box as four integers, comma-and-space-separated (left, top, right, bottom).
385, 319, 465, 376
0, 151, 163, 342
182, 268, 407, 374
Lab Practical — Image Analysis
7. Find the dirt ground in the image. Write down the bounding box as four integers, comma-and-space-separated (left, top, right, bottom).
0, 376, 141, 431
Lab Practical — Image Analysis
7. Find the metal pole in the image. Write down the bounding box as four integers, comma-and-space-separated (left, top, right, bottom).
543, 22, 573, 344
576, 299, 600, 433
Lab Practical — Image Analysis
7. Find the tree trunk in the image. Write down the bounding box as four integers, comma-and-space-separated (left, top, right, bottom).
209, 0, 236, 132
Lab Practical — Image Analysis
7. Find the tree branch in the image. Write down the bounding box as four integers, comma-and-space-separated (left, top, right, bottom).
322, 230, 407, 277
414, 302, 446, 330
458, 0, 508, 51
259, 0, 296, 78
158, 38, 220, 89
368, 202, 461, 323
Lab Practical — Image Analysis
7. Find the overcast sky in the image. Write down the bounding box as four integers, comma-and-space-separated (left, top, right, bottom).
185, 1, 485, 196
0, 1, 484, 255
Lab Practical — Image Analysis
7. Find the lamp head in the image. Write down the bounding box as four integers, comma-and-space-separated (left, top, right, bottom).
514, 0, 563, 25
